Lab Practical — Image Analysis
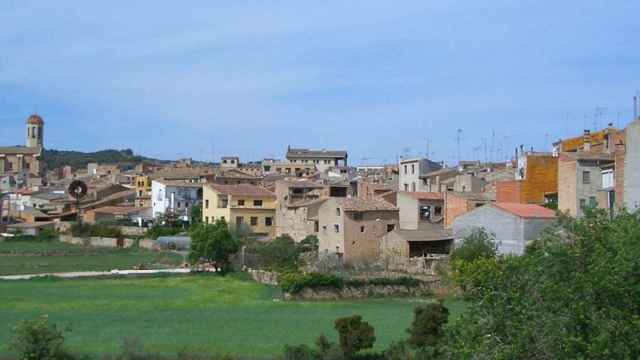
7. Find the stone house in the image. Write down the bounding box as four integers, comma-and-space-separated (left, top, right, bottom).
274, 179, 326, 241
316, 197, 399, 264
398, 158, 442, 192
453, 202, 556, 255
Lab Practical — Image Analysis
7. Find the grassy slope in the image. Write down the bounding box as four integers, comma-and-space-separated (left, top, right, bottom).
0, 275, 467, 358
0, 241, 184, 275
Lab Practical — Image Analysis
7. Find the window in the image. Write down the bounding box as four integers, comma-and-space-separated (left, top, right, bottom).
583, 171, 591, 185
265, 217, 273, 226
411, 164, 415, 174
237, 199, 245, 206
404, 165, 408, 174
334, 224, 340, 233
314, 221, 319, 232
360, 226, 365, 233
387, 224, 396, 232
221, 216, 225, 221
411, 182, 416, 192
205, 217, 209, 224
435, 206, 442, 216
579, 199, 587, 209
336, 208, 341, 216
253, 200, 263, 207
404, 184, 409, 191
236, 216, 244, 224
589, 196, 597, 208
250, 217, 258, 226
177, 201, 182, 208
205, 199, 209, 209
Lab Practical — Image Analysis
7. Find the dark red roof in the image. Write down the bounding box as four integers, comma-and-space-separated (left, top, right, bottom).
492, 203, 556, 219
26, 114, 44, 126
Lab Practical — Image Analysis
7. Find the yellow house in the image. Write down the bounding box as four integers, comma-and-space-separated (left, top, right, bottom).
203, 183, 276, 235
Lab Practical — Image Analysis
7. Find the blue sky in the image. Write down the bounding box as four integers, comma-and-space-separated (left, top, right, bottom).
1, 1, 639, 165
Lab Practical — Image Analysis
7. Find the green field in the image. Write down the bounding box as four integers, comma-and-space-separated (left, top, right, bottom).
0, 275, 466, 358
0, 240, 183, 275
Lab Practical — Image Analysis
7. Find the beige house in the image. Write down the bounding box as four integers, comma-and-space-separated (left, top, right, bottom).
203, 183, 276, 236
316, 197, 398, 264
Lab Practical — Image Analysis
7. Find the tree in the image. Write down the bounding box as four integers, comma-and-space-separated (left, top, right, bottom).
10, 316, 71, 360
257, 235, 302, 271
299, 235, 319, 252
449, 227, 497, 263
188, 219, 240, 271
190, 204, 202, 226
334, 315, 376, 358
406, 301, 449, 351
445, 209, 640, 359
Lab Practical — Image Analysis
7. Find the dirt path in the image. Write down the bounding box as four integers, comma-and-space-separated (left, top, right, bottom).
0, 268, 192, 280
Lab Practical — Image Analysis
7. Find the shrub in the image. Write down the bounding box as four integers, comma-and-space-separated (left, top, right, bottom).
299, 235, 319, 252
71, 223, 123, 239
7, 228, 59, 242
10, 316, 73, 360
406, 301, 449, 350
145, 225, 183, 240
334, 315, 376, 358
256, 235, 302, 271
449, 227, 497, 263
279, 272, 344, 293
282, 345, 315, 360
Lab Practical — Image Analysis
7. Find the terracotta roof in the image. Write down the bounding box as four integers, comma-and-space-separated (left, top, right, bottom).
154, 179, 204, 188
26, 114, 44, 126
408, 192, 444, 201
287, 148, 347, 159
207, 183, 274, 197
492, 202, 556, 219
338, 197, 398, 212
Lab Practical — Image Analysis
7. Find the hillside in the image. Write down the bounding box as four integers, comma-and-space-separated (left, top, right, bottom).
42, 148, 159, 170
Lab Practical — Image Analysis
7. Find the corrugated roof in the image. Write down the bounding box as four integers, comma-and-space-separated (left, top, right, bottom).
207, 183, 274, 197
492, 202, 556, 219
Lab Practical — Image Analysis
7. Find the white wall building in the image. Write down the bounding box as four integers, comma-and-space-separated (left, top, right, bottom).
152, 180, 203, 221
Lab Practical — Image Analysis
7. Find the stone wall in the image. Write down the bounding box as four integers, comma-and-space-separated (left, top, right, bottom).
247, 269, 279, 286
284, 280, 439, 301
59, 235, 136, 248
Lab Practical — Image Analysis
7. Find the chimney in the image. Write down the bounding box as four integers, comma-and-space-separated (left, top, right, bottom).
583, 130, 592, 152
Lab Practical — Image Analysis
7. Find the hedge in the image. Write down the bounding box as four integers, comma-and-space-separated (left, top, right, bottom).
280, 273, 423, 294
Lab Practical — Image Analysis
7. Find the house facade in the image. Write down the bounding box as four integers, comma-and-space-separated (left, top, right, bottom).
151, 180, 203, 221
286, 147, 348, 173
202, 183, 276, 235
398, 158, 442, 192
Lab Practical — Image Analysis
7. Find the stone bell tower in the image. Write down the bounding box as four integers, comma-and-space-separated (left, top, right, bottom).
25, 114, 44, 148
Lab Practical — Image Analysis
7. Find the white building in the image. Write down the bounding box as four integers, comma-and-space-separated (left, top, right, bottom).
151, 180, 203, 221
398, 158, 442, 192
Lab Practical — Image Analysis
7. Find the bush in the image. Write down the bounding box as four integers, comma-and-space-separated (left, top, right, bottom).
10, 316, 73, 360
406, 301, 449, 351
71, 223, 123, 239
145, 225, 183, 240
282, 345, 315, 360
299, 235, 319, 253
279, 272, 344, 294
255, 235, 302, 272
7, 228, 59, 242
449, 227, 497, 263
334, 315, 376, 358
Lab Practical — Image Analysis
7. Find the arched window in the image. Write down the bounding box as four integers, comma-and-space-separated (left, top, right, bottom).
27, 127, 31, 137
38, 127, 42, 140
32, 127, 37, 139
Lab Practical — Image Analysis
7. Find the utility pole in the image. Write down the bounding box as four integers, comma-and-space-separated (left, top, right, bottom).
455, 129, 463, 164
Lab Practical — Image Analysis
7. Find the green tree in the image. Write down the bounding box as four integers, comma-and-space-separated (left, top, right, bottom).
334, 315, 376, 358
449, 227, 497, 263
188, 219, 240, 271
10, 317, 71, 360
445, 209, 640, 359
190, 204, 202, 225
406, 301, 449, 351
257, 235, 302, 271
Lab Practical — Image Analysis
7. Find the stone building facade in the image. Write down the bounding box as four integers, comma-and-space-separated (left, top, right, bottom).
0, 114, 45, 177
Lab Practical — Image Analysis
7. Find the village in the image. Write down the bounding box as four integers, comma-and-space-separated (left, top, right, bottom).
1, 105, 640, 271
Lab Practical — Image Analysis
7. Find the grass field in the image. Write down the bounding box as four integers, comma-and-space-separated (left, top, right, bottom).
0, 240, 184, 275
0, 275, 467, 358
